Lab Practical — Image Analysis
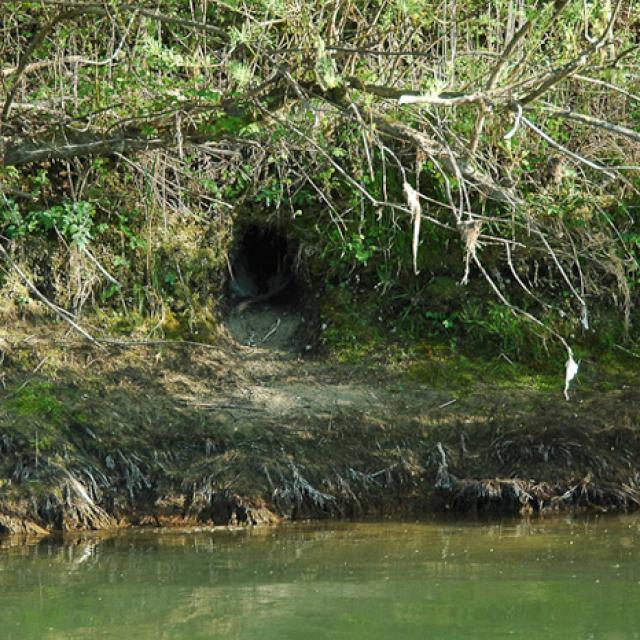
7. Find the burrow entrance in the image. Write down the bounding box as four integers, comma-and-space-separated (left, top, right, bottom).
225, 225, 305, 350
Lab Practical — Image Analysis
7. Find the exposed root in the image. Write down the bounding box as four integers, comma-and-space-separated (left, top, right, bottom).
272, 461, 336, 516
0, 510, 49, 536
439, 475, 640, 517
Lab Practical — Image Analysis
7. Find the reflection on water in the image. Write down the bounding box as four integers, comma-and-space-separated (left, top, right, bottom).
1, 516, 640, 639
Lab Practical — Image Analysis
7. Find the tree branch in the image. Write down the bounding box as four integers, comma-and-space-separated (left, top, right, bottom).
519, 0, 623, 105
538, 107, 640, 145
347, 78, 485, 106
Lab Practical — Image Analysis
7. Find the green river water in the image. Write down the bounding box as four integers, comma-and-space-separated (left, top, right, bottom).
1, 516, 639, 639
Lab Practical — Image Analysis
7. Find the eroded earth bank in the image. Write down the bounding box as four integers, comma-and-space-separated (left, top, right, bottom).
2, 303, 640, 537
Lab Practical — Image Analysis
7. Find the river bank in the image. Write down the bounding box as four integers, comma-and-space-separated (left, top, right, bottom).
1, 316, 640, 536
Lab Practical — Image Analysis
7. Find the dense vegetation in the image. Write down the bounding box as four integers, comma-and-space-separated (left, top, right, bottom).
1, 0, 640, 370
4, 1, 640, 533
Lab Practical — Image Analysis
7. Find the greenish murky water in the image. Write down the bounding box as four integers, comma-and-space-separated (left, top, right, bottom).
2, 516, 640, 639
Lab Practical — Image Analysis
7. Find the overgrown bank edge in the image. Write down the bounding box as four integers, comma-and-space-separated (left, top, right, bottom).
1, 334, 640, 536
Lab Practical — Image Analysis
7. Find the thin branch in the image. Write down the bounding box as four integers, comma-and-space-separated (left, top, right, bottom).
519, 0, 623, 105
468, 0, 572, 155
574, 74, 640, 103
538, 106, 640, 145
520, 115, 616, 178
1, 15, 132, 78
347, 78, 485, 106
1, 8, 88, 125
32, 1, 228, 37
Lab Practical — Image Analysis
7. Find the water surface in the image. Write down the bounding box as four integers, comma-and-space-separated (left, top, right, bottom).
1, 516, 639, 639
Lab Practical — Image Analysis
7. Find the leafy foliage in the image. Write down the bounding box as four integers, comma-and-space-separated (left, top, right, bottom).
0, 0, 639, 359
1, 199, 101, 249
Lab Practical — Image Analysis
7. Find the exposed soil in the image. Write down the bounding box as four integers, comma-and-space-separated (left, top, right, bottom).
224, 303, 305, 351
1, 315, 640, 536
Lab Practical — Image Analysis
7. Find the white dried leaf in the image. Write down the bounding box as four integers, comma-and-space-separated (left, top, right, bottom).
580, 303, 589, 330
403, 182, 422, 275
504, 102, 523, 140
458, 219, 482, 285
564, 354, 579, 401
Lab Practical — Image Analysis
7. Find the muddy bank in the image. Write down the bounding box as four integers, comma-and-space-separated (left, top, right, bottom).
1, 322, 640, 535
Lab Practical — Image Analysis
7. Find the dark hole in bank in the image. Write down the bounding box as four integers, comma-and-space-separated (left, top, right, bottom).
228, 225, 297, 307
